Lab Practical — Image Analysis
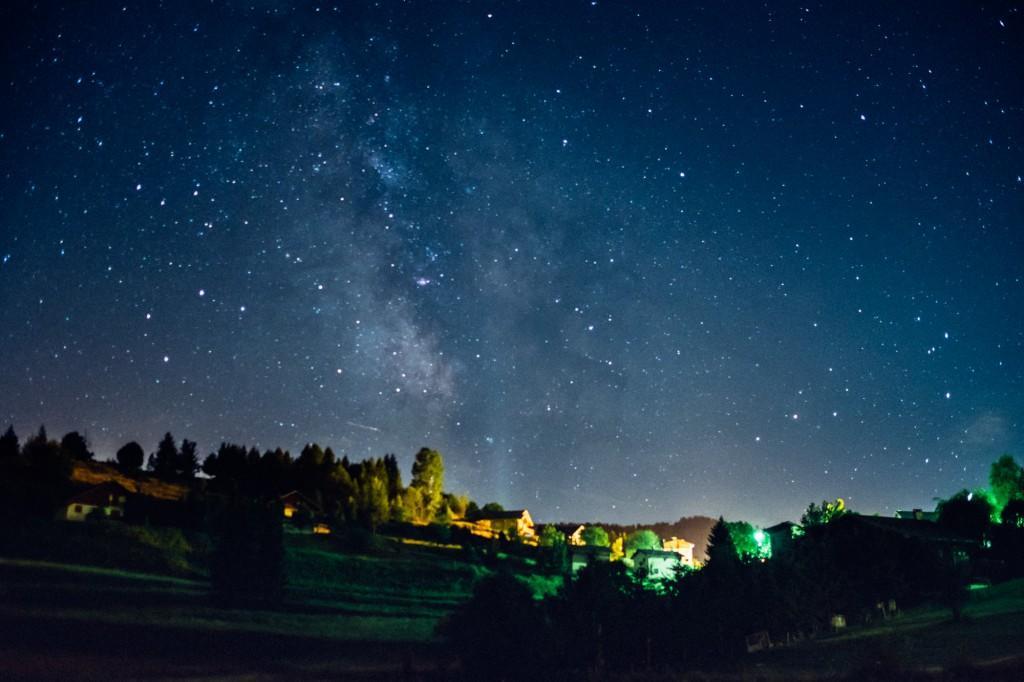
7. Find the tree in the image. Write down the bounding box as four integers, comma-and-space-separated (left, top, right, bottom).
581, 525, 611, 547
937, 490, 993, 543
539, 525, 566, 547
383, 453, 403, 501
705, 517, 740, 570
481, 501, 505, 513
1002, 499, 1024, 529
410, 447, 444, 522
60, 431, 93, 461
624, 529, 661, 558
800, 498, 848, 526
116, 441, 145, 471
355, 463, 390, 532
0, 425, 19, 459
148, 432, 179, 478
989, 454, 1023, 514
178, 439, 200, 479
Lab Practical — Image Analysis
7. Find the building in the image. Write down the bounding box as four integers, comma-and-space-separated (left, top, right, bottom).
633, 549, 682, 580
764, 521, 802, 556
568, 525, 586, 546
65, 482, 130, 521
472, 509, 536, 542
896, 508, 940, 522
570, 545, 612, 573
278, 490, 322, 519
662, 536, 695, 566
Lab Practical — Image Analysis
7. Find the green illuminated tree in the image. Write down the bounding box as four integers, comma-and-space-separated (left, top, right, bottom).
581, 525, 611, 547
539, 524, 566, 547
989, 454, 1023, 514
624, 529, 661, 558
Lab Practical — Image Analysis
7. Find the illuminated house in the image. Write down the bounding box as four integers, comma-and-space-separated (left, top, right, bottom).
278, 490, 321, 519
568, 525, 586, 546
662, 536, 695, 566
633, 548, 682, 580
472, 509, 536, 542
570, 545, 612, 572
65, 482, 130, 521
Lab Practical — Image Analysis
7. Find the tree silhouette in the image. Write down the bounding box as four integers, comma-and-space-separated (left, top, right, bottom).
0, 425, 19, 459
116, 441, 145, 471
148, 432, 179, 478
178, 438, 200, 479
60, 431, 93, 461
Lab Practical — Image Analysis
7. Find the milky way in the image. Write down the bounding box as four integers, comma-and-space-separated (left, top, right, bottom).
1, 2, 1022, 525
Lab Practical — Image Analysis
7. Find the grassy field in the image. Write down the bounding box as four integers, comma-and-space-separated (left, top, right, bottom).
743, 579, 1024, 679
0, 520, 533, 678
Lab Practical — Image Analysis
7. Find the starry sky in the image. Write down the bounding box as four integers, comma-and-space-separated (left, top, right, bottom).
1, 2, 1022, 526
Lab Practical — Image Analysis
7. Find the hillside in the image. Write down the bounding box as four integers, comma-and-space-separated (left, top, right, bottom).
71, 460, 189, 501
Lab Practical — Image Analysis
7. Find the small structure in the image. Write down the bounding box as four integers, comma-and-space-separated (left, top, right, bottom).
570, 545, 612, 573
65, 482, 130, 521
312, 522, 331, 535
472, 509, 536, 542
568, 524, 586, 546
633, 548, 682, 580
662, 536, 695, 566
896, 508, 939, 522
278, 490, 321, 519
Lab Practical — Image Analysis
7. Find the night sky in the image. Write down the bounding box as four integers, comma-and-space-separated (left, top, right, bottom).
2, 2, 1022, 526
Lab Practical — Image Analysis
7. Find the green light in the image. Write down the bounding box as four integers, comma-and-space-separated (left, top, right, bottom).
753, 530, 765, 544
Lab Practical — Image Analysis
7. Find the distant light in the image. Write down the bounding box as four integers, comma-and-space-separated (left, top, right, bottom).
198, 289, 206, 297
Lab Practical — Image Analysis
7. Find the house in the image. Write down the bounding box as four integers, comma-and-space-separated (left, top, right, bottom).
896, 508, 939, 522
833, 514, 977, 563
662, 536, 695, 567
633, 548, 682, 580
65, 482, 130, 521
570, 545, 612, 573
568, 524, 586, 545
278, 490, 322, 519
472, 509, 536, 542
764, 521, 802, 556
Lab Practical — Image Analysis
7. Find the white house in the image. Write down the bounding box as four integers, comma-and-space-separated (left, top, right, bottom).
65, 482, 130, 521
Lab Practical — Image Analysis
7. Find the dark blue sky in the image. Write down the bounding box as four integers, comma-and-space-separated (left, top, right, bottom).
1, 2, 1021, 525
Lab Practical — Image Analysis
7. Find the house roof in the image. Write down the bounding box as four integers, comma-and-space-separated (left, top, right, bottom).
278, 490, 322, 512
835, 514, 977, 545
67, 481, 131, 506
765, 521, 800, 534
634, 549, 682, 560
476, 509, 529, 521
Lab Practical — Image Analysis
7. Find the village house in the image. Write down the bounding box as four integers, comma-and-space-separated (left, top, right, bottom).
278, 490, 322, 519
65, 481, 130, 521
568, 524, 586, 545
662, 536, 695, 566
570, 544, 612, 573
633, 548, 682, 580
471, 509, 536, 542
764, 521, 802, 556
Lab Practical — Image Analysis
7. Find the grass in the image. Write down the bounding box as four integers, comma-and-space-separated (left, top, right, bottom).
746, 579, 1024, 678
